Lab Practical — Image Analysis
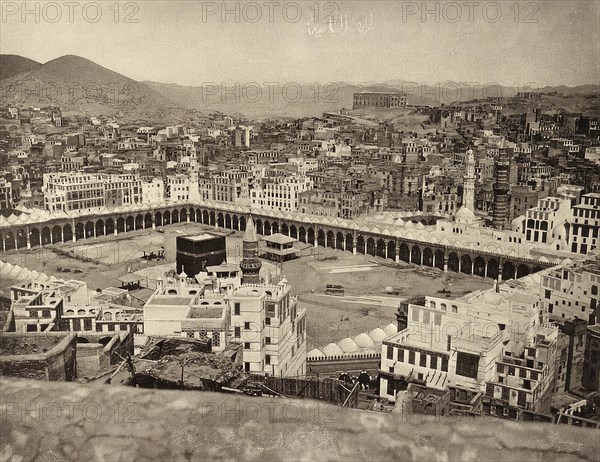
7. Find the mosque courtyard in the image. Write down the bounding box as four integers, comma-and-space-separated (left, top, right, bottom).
0, 222, 493, 348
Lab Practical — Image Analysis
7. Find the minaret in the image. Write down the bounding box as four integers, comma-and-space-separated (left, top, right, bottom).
240, 215, 262, 284
463, 148, 475, 211
493, 152, 511, 229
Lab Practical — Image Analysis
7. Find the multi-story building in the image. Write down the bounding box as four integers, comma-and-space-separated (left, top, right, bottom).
103, 173, 142, 207
42, 172, 142, 212
234, 126, 251, 148
143, 273, 231, 352
379, 278, 556, 414
570, 193, 600, 255
214, 170, 250, 204
141, 177, 164, 204
251, 175, 313, 212
0, 178, 13, 209
230, 277, 306, 376
165, 174, 191, 202
486, 326, 558, 414
541, 257, 600, 325
43, 173, 105, 212
517, 196, 572, 246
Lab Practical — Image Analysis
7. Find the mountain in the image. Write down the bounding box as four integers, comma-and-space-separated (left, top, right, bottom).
143, 81, 445, 119
146, 79, 600, 119
0, 55, 41, 80
0, 55, 188, 123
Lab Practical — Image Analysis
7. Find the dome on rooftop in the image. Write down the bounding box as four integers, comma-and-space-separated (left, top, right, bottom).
511, 215, 525, 231
337, 337, 359, 353
552, 222, 567, 240
455, 206, 475, 223
383, 323, 398, 336
368, 327, 388, 342
307, 348, 325, 359
353, 333, 375, 348
322, 343, 344, 357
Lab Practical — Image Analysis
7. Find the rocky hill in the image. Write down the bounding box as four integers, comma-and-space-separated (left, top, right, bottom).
0, 55, 188, 123
0, 54, 41, 81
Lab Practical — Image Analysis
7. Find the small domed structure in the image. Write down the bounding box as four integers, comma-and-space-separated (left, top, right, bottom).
307, 348, 325, 359
322, 343, 344, 357
354, 333, 375, 348
337, 337, 359, 354
455, 206, 475, 223
383, 323, 398, 336
552, 222, 567, 240
511, 215, 525, 232
368, 327, 388, 342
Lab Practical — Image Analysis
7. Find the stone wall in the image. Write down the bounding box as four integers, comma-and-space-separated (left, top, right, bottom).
76, 332, 134, 378
0, 379, 598, 461
0, 332, 77, 381
76, 344, 106, 378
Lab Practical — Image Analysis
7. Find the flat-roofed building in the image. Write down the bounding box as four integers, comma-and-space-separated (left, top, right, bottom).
353, 92, 407, 109
261, 233, 298, 261
570, 193, 600, 255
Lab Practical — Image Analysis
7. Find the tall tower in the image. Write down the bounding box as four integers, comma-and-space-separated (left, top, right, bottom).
463, 148, 475, 211
240, 215, 262, 284
493, 152, 511, 229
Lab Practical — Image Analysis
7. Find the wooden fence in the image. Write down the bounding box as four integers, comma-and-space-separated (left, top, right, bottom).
248, 374, 359, 408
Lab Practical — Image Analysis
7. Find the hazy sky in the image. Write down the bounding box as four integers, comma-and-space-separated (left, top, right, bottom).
2, 0, 599, 87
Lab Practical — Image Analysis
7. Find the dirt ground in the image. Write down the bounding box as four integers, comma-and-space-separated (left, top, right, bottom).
0, 223, 493, 349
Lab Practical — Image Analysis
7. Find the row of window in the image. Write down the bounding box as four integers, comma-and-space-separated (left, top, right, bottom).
386, 345, 449, 372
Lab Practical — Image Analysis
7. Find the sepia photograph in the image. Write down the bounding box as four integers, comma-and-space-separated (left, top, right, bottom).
0, 0, 599, 460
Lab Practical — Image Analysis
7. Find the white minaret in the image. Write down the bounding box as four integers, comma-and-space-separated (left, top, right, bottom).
463, 149, 475, 211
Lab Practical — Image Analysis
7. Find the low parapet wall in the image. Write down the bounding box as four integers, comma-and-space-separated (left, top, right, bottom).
0, 379, 598, 461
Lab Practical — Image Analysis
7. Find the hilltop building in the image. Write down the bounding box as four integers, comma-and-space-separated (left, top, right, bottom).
353, 92, 407, 109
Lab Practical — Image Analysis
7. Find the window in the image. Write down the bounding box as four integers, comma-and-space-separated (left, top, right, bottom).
419, 353, 427, 367
386, 379, 394, 396
265, 355, 271, 365
266, 337, 271, 345
441, 356, 448, 372
212, 331, 220, 347
244, 342, 251, 350
430, 356, 437, 370
412, 307, 420, 322
387, 345, 394, 360
244, 362, 250, 372
397, 348, 404, 363
408, 350, 415, 364
244, 322, 250, 330
234, 303, 240, 315
455, 352, 479, 379
234, 326, 241, 338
